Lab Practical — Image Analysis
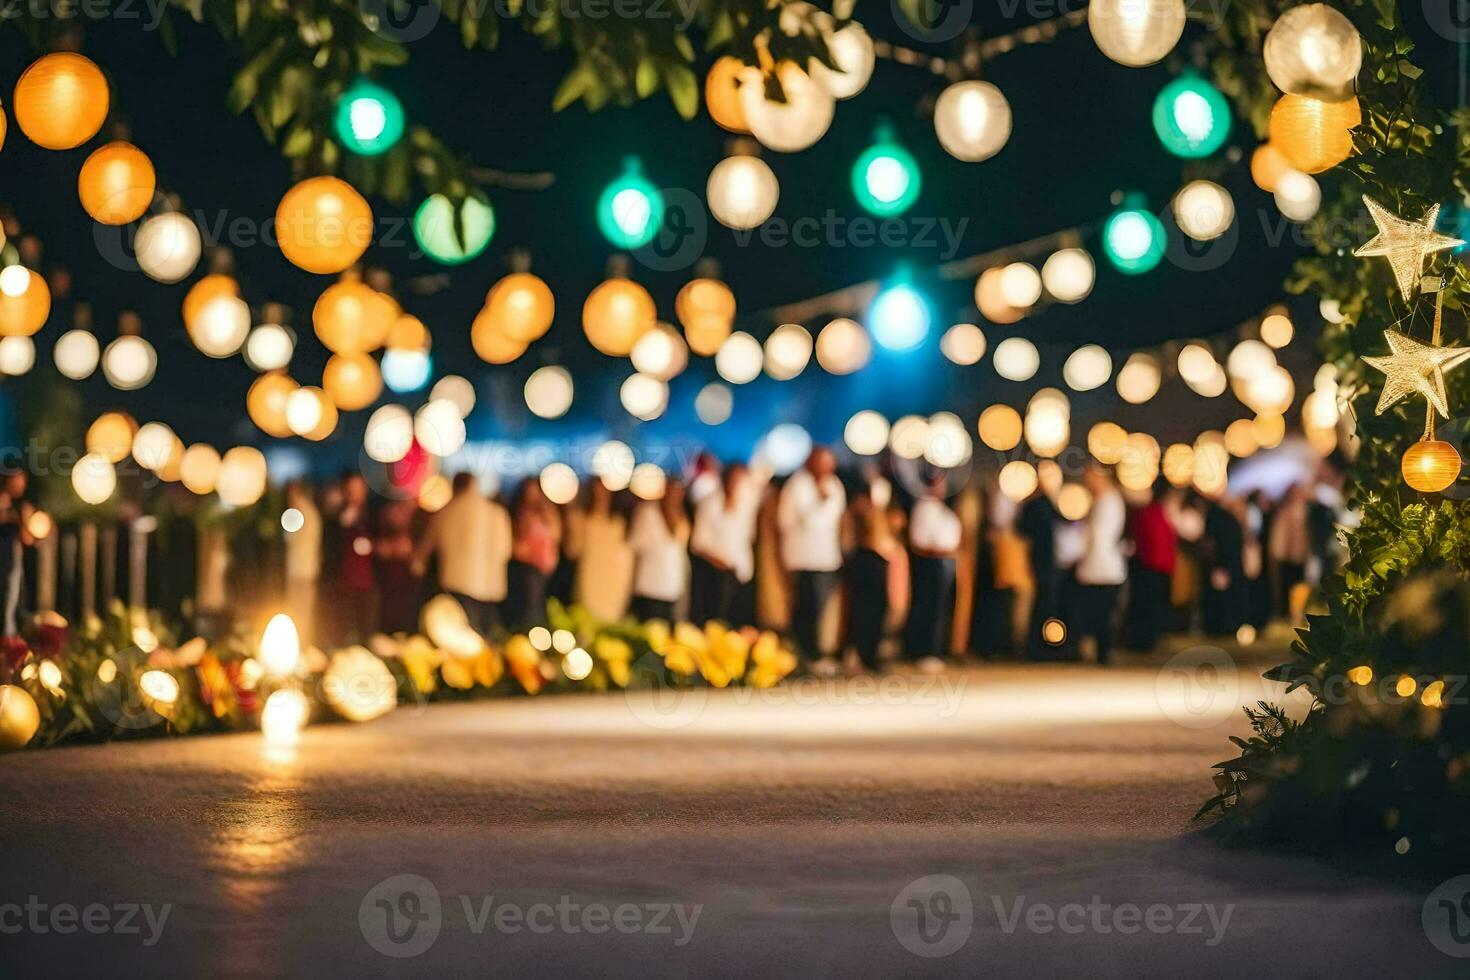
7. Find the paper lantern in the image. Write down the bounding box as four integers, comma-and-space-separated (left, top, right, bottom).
630, 323, 689, 381
334, 78, 405, 156
183, 274, 238, 328
1024, 402, 1069, 458
414, 399, 465, 456
1263, 3, 1363, 102
287, 386, 337, 441
925, 413, 972, 469
597, 158, 664, 250
933, 80, 1011, 162
1403, 440, 1460, 493
218, 446, 268, 507
706, 154, 779, 231
889, 416, 929, 459
1063, 345, 1112, 391
0, 106, 5, 150
583, 278, 655, 357
764, 323, 812, 380
413, 193, 494, 265
78, 142, 155, 225
0, 266, 50, 336
1162, 443, 1195, 487
844, 410, 890, 456
1250, 144, 1294, 192
53, 329, 99, 379
620, 372, 669, 420
245, 323, 294, 372
978, 405, 1023, 452
1117, 433, 1161, 491
1261, 311, 1294, 349
470, 308, 529, 365
0, 685, 40, 750
179, 444, 221, 494
381, 349, 431, 393
135, 212, 201, 283
592, 441, 635, 491
1041, 248, 1095, 303
524, 365, 574, 419
1274, 169, 1322, 221
716, 331, 763, 384
1152, 76, 1231, 159
247, 372, 299, 438
868, 282, 930, 351
739, 61, 834, 153
364, 405, 413, 463
940, 323, 986, 365
132, 422, 177, 472
815, 317, 871, 374
675, 278, 736, 354
993, 337, 1039, 381
1254, 413, 1286, 449
0, 336, 32, 375
86, 412, 136, 463
1173, 180, 1235, 241
1088, 421, 1128, 464
1057, 484, 1093, 522
629, 463, 668, 501
695, 383, 733, 425
276, 176, 373, 274
998, 460, 1038, 501
1103, 204, 1166, 274
428, 376, 474, 419
1177, 343, 1218, 386
1089, 0, 1186, 67
313, 280, 394, 353
1269, 94, 1360, 173
484, 272, 554, 343
1224, 419, 1259, 458
1117, 353, 1162, 403
323, 352, 382, 410
852, 127, 921, 217
386, 314, 428, 352
102, 335, 155, 390
705, 56, 750, 133
13, 53, 108, 150
809, 19, 875, 99
189, 293, 250, 358
539, 463, 579, 505
975, 267, 1024, 325
72, 452, 116, 505
999, 263, 1042, 308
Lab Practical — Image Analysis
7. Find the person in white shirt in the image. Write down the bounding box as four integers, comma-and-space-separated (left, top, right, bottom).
628, 480, 690, 623
691, 462, 769, 626
413, 472, 512, 636
1074, 463, 1128, 664
905, 473, 962, 667
778, 446, 846, 661
283, 481, 322, 644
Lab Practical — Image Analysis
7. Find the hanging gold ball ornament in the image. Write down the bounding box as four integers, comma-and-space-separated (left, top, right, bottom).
583, 277, 656, 357
1403, 439, 1461, 493
705, 56, 750, 133
675, 277, 736, 355
738, 61, 834, 153
1262, 3, 1363, 103
313, 279, 394, 354
323, 352, 382, 410
483, 272, 555, 343
1088, 0, 1186, 68
470, 306, 529, 364
13, 52, 109, 150
275, 176, 374, 274
0, 684, 40, 750
247, 371, 299, 438
1268, 94, 1361, 174
78, 142, 156, 225
0, 266, 51, 336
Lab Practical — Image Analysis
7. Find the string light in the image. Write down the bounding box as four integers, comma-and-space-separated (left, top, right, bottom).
868, 281, 931, 351
334, 79, 405, 156
598, 158, 664, 249
852, 124, 921, 217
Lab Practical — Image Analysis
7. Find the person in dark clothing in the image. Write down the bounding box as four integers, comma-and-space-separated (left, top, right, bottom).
1019, 486, 1061, 660
1202, 497, 1246, 637
1125, 479, 1178, 652
845, 492, 897, 671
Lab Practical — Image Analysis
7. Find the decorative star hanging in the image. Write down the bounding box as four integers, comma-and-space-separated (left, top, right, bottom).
1362, 329, 1470, 418
1353, 197, 1464, 303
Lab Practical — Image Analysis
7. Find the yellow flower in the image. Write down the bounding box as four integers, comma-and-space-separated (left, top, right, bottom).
441, 658, 476, 690
663, 644, 698, 677
643, 618, 671, 652
474, 645, 504, 688
594, 637, 634, 689
505, 635, 545, 694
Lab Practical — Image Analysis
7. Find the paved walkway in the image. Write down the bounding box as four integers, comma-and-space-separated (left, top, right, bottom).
0, 656, 1458, 977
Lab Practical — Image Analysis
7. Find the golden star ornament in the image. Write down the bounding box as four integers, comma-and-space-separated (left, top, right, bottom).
1353, 197, 1465, 302
1362, 329, 1470, 418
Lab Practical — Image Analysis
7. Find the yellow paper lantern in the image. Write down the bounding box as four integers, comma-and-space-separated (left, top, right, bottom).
71, 452, 116, 505
0, 685, 40, 750
323, 352, 382, 410
0, 266, 50, 336
313, 280, 394, 354
182, 274, 239, 330
978, 404, 1023, 452
78, 141, 155, 225
1268, 94, 1361, 174
86, 411, 137, 463
247, 371, 299, 438
705, 56, 750, 133
1403, 439, 1461, 493
276, 176, 373, 274
179, 444, 220, 495
0, 105, 6, 151
675, 278, 735, 355
13, 53, 109, 150
483, 272, 555, 343
1250, 144, 1294, 192
470, 306, 530, 364
218, 446, 268, 507
583, 278, 656, 357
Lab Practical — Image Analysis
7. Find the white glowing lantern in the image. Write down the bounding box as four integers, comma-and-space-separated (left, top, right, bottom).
245, 323, 294, 372
261, 688, 310, 743
180, 444, 221, 495
192, 294, 250, 357
592, 440, 636, 492
1173, 180, 1235, 241
1117, 432, 1161, 491
809, 19, 875, 100
933, 80, 1012, 162
706, 154, 779, 230
764, 323, 813, 380
1275, 170, 1321, 221
1062, 344, 1112, 391
102, 335, 156, 390
53, 329, 100, 379
1163, 443, 1195, 487
1116, 353, 1162, 404
524, 365, 574, 420
259, 613, 302, 676
1177, 343, 1219, 386
924, 412, 972, 468
1188, 363, 1229, 398
1261, 311, 1294, 349
993, 337, 1040, 381
132, 422, 177, 472
695, 382, 733, 425
755, 423, 812, 475
430, 374, 476, 418
0, 336, 34, 375
1088, 421, 1128, 464
889, 415, 929, 460
414, 399, 467, 456
218, 446, 268, 507
134, 212, 201, 284
739, 62, 834, 153
539, 462, 580, 505
844, 410, 889, 456
815, 317, 871, 374
1041, 248, 1095, 303
1244, 364, 1296, 415
71, 452, 116, 505
1227, 339, 1277, 378
999, 262, 1043, 309
285, 386, 326, 437
1263, 3, 1363, 102
1089, 0, 1186, 67
1192, 441, 1230, 496
629, 463, 667, 501
1057, 484, 1093, 522
940, 323, 986, 365
364, 404, 414, 463
999, 460, 1039, 501
715, 331, 763, 384
1024, 402, 1070, 458
620, 372, 669, 421
631, 324, 689, 381
1303, 387, 1340, 430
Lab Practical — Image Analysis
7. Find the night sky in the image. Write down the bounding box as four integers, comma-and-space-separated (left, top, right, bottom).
0, 5, 1463, 474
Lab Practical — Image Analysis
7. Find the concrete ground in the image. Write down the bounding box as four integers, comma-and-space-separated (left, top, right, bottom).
0, 648, 1460, 978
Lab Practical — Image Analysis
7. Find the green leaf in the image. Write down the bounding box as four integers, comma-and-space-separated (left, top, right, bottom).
665, 64, 698, 120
